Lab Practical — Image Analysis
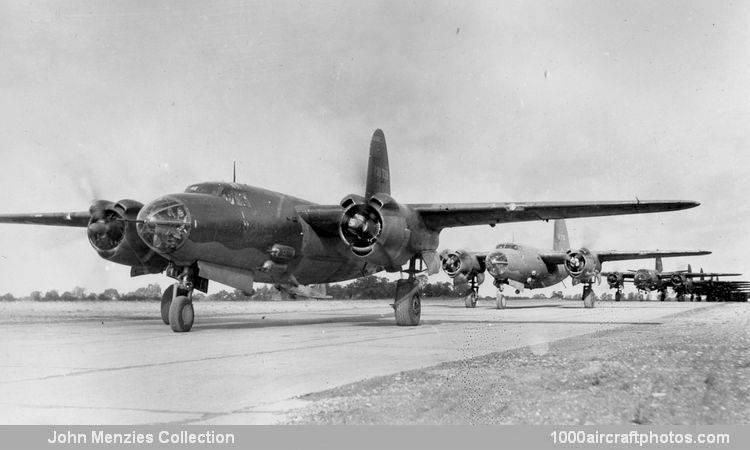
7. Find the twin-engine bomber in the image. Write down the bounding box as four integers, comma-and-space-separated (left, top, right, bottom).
0, 130, 700, 331
602, 260, 744, 301
440, 219, 709, 308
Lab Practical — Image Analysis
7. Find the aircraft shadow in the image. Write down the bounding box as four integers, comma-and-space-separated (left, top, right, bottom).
194, 313, 388, 331
437, 304, 563, 310
415, 319, 664, 326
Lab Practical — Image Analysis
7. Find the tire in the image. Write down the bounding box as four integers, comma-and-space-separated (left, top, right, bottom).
496, 290, 506, 309
615, 291, 621, 302
676, 293, 684, 302
169, 295, 194, 332
583, 288, 595, 308
160, 285, 174, 325
464, 291, 477, 308
659, 291, 666, 302
394, 279, 421, 326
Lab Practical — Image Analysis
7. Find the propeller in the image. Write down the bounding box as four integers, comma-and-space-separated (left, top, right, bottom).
339, 203, 382, 253
87, 200, 125, 252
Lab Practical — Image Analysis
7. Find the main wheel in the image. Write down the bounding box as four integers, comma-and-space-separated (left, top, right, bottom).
583, 288, 595, 308
464, 291, 477, 308
395, 293, 421, 326
394, 279, 421, 326
160, 285, 174, 325
659, 290, 667, 302
169, 295, 194, 332
496, 290, 506, 309
676, 293, 685, 302
615, 291, 622, 302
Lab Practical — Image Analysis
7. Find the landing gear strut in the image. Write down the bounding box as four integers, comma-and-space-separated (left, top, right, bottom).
582, 284, 595, 308
614, 288, 622, 302
659, 290, 667, 302
393, 257, 424, 326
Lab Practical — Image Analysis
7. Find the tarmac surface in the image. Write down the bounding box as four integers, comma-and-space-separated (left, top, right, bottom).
0, 298, 720, 424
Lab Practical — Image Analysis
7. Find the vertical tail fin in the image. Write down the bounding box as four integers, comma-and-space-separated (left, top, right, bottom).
688, 264, 692, 273
655, 256, 663, 273
365, 129, 391, 198
552, 219, 570, 251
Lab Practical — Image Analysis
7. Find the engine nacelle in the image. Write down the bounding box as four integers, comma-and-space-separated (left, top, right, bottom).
670, 273, 685, 288
564, 248, 601, 282
606, 272, 625, 288
338, 193, 421, 270
439, 250, 485, 285
87, 199, 168, 273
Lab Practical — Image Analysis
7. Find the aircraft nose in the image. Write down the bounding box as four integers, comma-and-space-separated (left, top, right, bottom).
136, 196, 192, 254
486, 252, 508, 277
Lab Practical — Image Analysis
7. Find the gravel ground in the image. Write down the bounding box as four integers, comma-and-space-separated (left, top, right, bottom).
284, 302, 750, 425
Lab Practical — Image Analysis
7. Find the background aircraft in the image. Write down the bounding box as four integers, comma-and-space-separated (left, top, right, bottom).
0, 130, 700, 331
602, 260, 741, 301
440, 219, 709, 308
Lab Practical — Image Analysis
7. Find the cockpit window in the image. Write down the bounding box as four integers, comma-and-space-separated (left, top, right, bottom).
220, 188, 252, 208
495, 243, 518, 250
185, 184, 223, 196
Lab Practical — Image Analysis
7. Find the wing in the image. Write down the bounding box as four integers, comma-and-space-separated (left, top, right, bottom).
539, 250, 710, 265
297, 200, 699, 236
682, 272, 742, 278
0, 212, 90, 227
412, 200, 699, 230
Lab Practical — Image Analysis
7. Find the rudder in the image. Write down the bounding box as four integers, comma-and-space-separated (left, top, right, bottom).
365, 129, 391, 198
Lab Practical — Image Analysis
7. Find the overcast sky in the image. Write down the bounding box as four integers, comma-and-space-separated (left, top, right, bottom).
0, 0, 748, 297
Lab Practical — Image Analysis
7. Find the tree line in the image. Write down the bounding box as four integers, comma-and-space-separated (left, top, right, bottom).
0, 276, 585, 302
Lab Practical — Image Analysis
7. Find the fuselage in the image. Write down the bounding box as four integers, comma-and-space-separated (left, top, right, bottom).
633, 269, 664, 291
136, 182, 379, 286
485, 243, 567, 289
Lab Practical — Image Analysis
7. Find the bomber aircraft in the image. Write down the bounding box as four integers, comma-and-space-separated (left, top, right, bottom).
0, 130, 701, 331
440, 219, 709, 308
602, 260, 740, 301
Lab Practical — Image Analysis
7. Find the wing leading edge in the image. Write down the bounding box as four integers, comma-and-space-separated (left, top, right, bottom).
414, 200, 699, 231
539, 250, 711, 265
0, 212, 90, 227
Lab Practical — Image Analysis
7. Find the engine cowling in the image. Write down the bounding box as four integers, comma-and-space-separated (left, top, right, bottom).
564, 248, 601, 282
87, 199, 168, 273
606, 272, 625, 288
670, 273, 686, 288
439, 250, 485, 285
339, 193, 423, 270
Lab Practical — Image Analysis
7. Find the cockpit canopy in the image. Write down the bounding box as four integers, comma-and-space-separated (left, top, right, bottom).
185, 183, 253, 208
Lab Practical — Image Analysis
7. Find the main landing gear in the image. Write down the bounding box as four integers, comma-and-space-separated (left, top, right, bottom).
614, 288, 623, 302
659, 290, 667, 302
582, 283, 596, 308
463, 275, 481, 308
160, 264, 207, 332
393, 256, 426, 326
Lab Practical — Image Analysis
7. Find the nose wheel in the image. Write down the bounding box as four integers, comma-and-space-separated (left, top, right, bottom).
160, 285, 174, 324
582, 284, 596, 308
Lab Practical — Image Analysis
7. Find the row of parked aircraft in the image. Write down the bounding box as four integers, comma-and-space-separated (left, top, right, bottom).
438, 220, 746, 307
0, 129, 739, 332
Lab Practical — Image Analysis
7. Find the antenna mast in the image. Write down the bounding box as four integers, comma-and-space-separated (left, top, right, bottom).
233, 160, 236, 183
